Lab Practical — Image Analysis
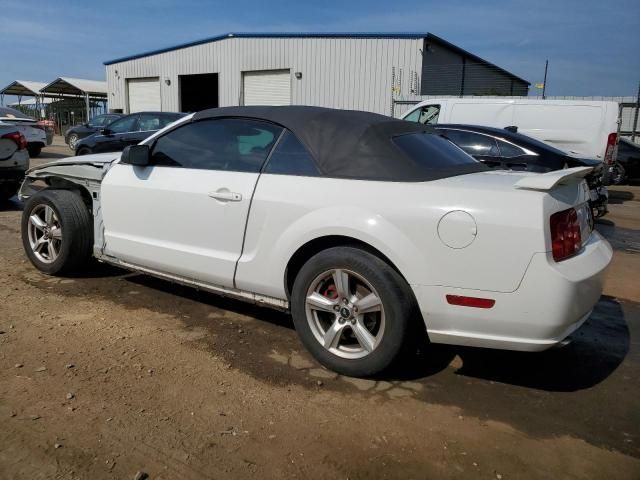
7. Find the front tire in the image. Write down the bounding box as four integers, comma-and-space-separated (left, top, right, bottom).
21, 189, 93, 275
68, 134, 79, 151
291, 247, 419, 377
76, 147, 92, 156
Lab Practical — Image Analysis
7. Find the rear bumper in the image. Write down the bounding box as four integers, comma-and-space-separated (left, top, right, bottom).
0, 150, 29, 181
412, 231, 613, 351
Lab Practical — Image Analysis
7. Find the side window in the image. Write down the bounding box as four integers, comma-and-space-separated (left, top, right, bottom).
137, 114, 161, 132
107, 116, 137, 134
159, 115, 181, 128
88, 115, 106, 127
264, 130, 319, 176
150, 118, 282, 172
404, 108, 422, 123
441, 130, 499, 156
406, 105, 440, 125
496, 139, 526, 158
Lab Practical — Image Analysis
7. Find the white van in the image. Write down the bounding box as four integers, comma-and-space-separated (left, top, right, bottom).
402, 98, 620, 162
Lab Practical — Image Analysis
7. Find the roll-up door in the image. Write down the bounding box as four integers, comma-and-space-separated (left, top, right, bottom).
243, 70, 291, 106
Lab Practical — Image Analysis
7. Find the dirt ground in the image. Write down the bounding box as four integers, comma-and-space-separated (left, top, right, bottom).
1, 139, 639, 479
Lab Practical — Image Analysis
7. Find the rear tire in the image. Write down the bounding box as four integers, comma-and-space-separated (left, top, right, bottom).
0, 182, 19, 202
27, 145, 42, 157
609, 162, 626, 185
291, 246, 420, 377
21, 189, 93, 275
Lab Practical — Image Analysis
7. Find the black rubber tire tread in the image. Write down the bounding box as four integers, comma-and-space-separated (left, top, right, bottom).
0, 183, 19, 201
27, 145, 41, 157
21, 189, 93, 275
290, 246, 419, 377
76, 147, 92, 156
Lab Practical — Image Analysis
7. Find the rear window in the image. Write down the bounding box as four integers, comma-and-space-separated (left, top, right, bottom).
393, 132, 483, 169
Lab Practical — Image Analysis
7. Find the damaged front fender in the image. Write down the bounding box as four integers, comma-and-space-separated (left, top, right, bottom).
18, 152, 119, 200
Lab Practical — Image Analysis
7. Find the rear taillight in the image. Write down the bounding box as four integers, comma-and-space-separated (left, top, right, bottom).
550, 207, 582, 261
1, 131, 27, 150
604, 132, 618, 164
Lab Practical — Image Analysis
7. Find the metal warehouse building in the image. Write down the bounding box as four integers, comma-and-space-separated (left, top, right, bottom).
104, 33, 529, 116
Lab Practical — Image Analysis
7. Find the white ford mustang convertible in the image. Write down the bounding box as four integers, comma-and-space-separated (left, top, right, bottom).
19, 106, 612, 376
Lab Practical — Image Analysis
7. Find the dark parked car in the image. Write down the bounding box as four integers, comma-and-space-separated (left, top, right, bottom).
609, 137, 640, 184
434, 124, 609, 217
64, 113, 123, 150
75, 112, 186, 156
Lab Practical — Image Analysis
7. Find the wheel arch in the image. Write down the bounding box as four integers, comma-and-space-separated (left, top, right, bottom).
20, 175, 94, 211
285, 235, 409, 298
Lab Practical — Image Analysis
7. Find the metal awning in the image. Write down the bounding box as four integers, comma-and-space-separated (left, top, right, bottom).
40, 77, 107, 98
0, 80, 48, 97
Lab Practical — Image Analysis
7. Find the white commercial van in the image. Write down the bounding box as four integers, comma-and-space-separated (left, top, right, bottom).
402, 98, 620, 162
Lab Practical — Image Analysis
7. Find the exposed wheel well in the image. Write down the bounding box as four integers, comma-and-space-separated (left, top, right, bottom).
285, 235, 407, 298
34, 178, 93, 212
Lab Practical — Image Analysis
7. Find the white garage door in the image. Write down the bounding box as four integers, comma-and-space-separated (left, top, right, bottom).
128, 78, 161, 113
243, 70, 291, 106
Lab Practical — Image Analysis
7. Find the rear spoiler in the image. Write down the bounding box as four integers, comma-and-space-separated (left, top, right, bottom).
514, 166, 593, 191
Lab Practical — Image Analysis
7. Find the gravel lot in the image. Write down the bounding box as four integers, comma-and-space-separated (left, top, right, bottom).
1, 138, 639, 479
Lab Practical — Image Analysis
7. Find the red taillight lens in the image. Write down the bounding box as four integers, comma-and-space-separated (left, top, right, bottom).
550, 207, 582, 261
604, 132, 618, 165
1, 131, 27, 150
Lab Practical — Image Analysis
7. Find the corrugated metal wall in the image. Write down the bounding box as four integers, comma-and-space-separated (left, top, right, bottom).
106, 37, 424, 115
420, 41, 529, 96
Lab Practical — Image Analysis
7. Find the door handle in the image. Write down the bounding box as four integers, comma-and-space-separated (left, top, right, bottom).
208, 189, 242, 202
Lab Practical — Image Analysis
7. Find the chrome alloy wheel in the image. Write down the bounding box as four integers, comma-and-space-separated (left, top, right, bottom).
27, 204, 62, 264
305, 269, 385, 359
68, 134, 79, 150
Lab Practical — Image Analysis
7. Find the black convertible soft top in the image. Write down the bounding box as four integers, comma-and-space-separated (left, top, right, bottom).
193, 106, 485, 181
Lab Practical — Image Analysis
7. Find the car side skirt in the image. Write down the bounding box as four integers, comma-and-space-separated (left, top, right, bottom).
96, 254, 290, 311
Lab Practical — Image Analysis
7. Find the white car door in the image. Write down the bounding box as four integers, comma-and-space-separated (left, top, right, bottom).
100, 118, 283, 287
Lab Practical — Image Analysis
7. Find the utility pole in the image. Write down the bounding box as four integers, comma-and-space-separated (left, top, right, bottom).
542, 60, 548, 99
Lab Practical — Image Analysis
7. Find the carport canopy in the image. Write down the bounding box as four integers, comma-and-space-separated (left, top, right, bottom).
40, 77, 107, 99
0, 80, 48, 97
40, 77, 108, 122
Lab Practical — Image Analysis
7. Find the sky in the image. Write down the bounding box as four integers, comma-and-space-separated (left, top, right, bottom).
0, 0, 638, 105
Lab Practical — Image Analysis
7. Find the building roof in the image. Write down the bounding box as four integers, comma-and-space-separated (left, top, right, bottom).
0, 80, 48, 96
40, 77, 108, 97
103, 32, 429, 65
103, 31, 528, 86
193, 105, 485, 181
425, 34, 530, 85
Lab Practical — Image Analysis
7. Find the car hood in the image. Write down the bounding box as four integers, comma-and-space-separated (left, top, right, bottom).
25, 152, 121, 181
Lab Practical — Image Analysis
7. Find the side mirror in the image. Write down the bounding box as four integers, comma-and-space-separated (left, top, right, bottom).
121, 145, 150, 167
101, 128, 112, 136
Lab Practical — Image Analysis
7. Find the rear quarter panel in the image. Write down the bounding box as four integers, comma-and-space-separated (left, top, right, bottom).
235, 172, 553, 300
